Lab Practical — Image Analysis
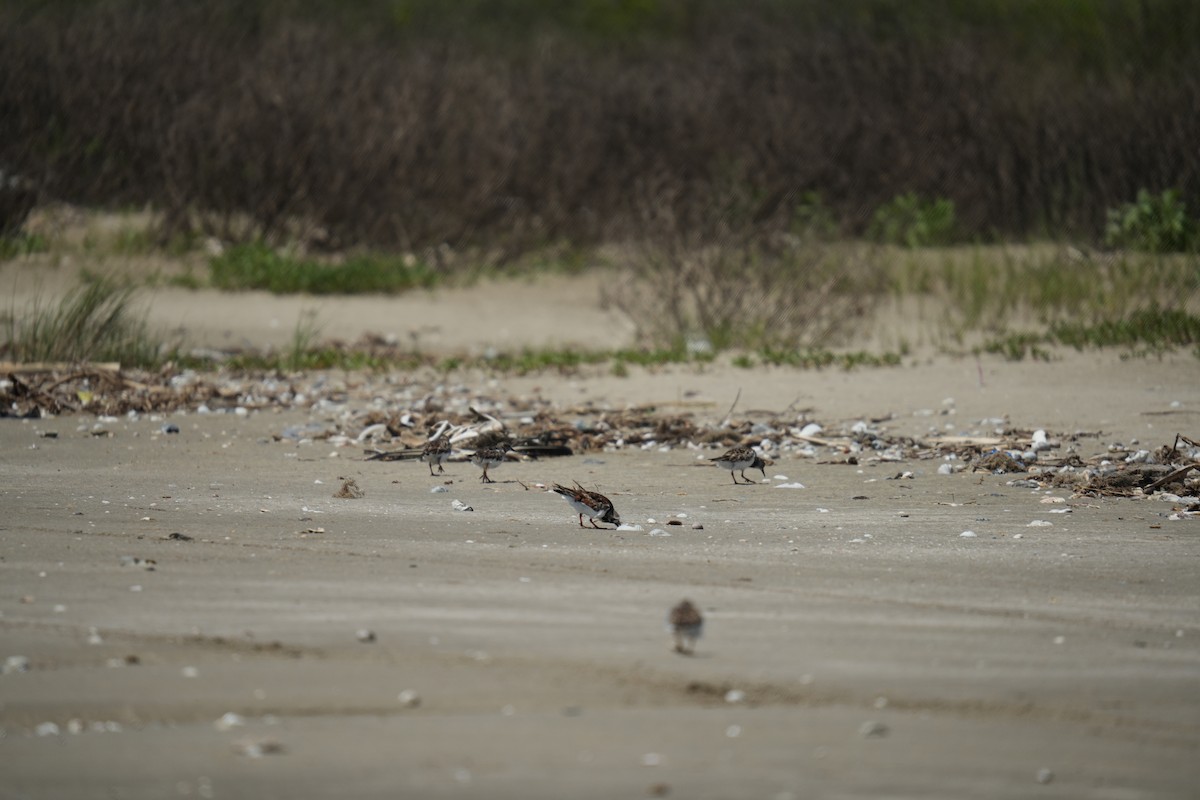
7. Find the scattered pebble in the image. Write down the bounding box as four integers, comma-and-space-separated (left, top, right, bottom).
959, 531, 977, 538
430, 485, 448, 493
35, 721, 61, 737
451, 499, 474, 512
3, 655, 30, 674
356, 629, 377, 643
1027, 520, 1053, 527
397, 689, 421, 708
774, 482, 806, 489
232, 737, 285, 758
648, 528, 671, 537
724, 689, 746, 704
214, 712, 246, 731
1036, 768, 1055, 785
859, 720, 889, 738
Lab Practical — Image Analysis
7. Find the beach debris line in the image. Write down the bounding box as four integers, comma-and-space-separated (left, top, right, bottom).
5, 364, 1196, 505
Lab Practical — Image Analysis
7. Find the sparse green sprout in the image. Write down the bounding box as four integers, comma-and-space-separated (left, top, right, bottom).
791, 191, 839, 240
0, 232, 49, 260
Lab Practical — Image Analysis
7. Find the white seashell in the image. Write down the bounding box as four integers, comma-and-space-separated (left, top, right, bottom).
214, 712, 246, 731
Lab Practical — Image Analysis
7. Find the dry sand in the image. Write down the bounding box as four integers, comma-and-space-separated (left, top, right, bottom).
2, 273, 1199, 799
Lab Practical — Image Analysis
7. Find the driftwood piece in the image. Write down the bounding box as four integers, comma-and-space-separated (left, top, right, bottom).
1144, 464, 1199, 493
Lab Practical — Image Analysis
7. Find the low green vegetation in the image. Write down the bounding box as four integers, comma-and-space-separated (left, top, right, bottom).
207, 343, 904, 375
4, 195, 1198, 373
981, 308, 1200, 361
208, 242, 438, 295
891, 246, 1197, 335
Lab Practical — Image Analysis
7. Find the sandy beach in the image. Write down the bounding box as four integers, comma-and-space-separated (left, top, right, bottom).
2, 276, 1199, 799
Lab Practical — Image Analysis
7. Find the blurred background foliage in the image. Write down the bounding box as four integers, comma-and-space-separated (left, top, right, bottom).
2, 0, 1197, 254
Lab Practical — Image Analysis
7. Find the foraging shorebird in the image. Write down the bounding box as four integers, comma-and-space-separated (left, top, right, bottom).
471, 441, 512, 483
709, 445, 768, 485
552, 482, 621, 529
419, 420, 453, 476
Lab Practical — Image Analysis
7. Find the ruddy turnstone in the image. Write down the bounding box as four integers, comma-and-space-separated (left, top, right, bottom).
667, 599, 704, 655
709, 445, 768, 485
420, 424, 451, 474
471, 442, 512, 483
552, 482, 621, 529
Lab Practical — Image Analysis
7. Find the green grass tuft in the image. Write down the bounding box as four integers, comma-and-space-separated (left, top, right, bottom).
2, 278, 166, 367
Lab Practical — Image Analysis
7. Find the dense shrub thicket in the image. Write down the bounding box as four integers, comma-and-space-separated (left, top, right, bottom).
1, 0, 1197, 253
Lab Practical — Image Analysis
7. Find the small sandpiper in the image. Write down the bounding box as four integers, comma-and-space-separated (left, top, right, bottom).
709, 445, 768, 485
552, 482, 621, 529
667, 599, 704, 655
471, 442, 512, 483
